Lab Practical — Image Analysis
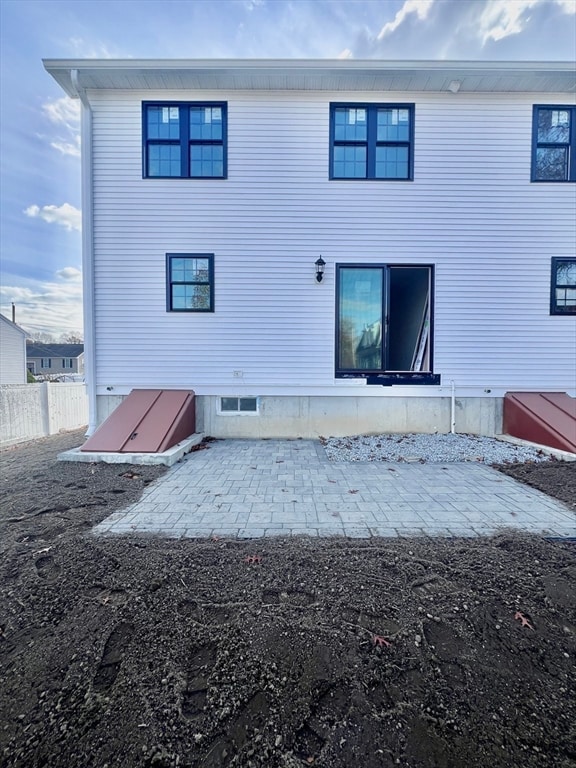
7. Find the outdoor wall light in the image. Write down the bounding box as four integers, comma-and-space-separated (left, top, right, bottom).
447, 80, 462, 94
315, 256, 326, 283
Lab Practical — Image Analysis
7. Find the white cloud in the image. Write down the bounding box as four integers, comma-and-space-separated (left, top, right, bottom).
356, 0, 575, 60
0, 272, 83, 339
49, 137, 81, 158
555, 0, 576, 12
56, 267, 82, 281
68, 37, 130, 59
25, 203, 82, 232
479, 0, 539, 43
42, 96, 81, 157
338, 48, 354, 59
244, 0, 265, 9
43, 96, 80, 127
377, 0, 434, 39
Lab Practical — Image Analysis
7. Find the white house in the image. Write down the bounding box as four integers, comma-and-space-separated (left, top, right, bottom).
0, 314, 28, 385
44, 59, 576, 439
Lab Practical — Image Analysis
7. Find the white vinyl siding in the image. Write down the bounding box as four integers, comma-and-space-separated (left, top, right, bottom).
0, 317, 27, 385
89, 89, 576, 396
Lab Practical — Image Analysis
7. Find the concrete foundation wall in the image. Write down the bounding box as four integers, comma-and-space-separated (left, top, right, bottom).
201, 395, 503, 438
0, 383, 88, 447
96, 394, 125, 425
95, 393, 503, 439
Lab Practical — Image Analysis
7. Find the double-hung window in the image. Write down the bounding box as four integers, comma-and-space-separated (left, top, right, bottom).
330, 104, 414, 180
532, 106, 576, 182
62, 358, 73, 369
336, 265, 438, 384
551, 258, 576, 315
166, 254, 214, 312
41, 358, 51, 369
143, 102, 227, 178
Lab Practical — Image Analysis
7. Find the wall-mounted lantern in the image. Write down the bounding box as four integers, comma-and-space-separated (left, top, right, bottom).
315, 256, 326, 283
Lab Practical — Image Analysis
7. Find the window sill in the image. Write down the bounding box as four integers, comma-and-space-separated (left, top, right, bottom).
336, 373, 441, 386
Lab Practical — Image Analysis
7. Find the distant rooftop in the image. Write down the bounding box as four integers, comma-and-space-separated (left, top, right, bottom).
26, 343, 84, 358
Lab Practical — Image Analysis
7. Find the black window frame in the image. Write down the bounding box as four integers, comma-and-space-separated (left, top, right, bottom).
531, 105, 576, 182
329, 103, 415, 181
166, 253, 215, 313
335, 263, 439, 385
143, 102, 228, 179
550, 257, 576, 315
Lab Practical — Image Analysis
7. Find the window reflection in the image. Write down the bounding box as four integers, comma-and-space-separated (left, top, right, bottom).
338, 269, 382, 369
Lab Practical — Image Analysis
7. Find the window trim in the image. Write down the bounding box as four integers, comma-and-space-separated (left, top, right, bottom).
550, 257, 576, 315
531, 105, 576, 183
166, 253, 215, 313
143, 101, 228, 179
329, 103, 415, 181
335, 263, 439, 385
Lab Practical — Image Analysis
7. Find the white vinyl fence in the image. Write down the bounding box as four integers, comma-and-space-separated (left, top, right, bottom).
0, 382, 88, 447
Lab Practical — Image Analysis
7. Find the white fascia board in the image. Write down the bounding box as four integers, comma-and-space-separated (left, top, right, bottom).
43, 59, 576, 97
41, 58, 576, 72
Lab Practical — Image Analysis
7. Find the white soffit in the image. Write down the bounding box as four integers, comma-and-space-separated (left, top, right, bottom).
43, 59, 576, 98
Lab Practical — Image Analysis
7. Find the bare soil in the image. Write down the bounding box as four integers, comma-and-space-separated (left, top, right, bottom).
1, 430, 575, 768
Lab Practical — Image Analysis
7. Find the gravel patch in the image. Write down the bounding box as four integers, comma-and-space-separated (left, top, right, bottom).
321, 432, 553, 464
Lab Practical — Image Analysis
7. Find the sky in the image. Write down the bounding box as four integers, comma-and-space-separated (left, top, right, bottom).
0, 0, 575, 339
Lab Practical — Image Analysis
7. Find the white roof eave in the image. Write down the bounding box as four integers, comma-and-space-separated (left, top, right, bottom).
43, 58, 576, 98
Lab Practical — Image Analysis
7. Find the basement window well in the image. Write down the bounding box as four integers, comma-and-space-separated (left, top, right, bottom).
219, 397, 258, 414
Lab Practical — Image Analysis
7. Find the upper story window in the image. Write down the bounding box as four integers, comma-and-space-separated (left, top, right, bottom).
166, 254, 214, 312
532, 106, 576, 182
330, 103, 414, 180
143, 103, 227, 179
551, 258, 576, 315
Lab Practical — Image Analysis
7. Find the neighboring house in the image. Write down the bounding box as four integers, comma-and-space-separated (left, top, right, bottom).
26, 344, 85, 380
44, 59, 576, 439
0, 314, 28, 385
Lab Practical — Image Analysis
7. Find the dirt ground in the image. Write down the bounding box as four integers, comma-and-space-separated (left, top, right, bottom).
1, 430, 575, 768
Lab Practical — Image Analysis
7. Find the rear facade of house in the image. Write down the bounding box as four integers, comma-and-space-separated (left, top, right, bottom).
26, 344, 85, 378
45, 60, 576, 439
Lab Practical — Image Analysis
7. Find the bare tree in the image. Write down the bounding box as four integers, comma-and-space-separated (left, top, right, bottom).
28, 331, 56, 344
59, 332, 84, 344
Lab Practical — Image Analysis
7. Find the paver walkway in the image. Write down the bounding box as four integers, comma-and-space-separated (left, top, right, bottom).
94, 439, 576, 539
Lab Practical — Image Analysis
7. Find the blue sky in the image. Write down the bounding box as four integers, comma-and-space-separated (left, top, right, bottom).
1, 0, 575, 338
